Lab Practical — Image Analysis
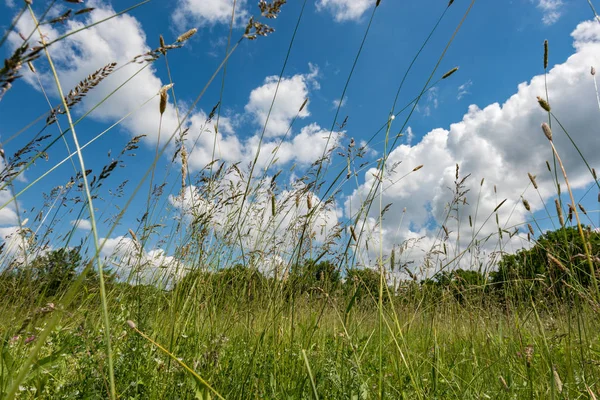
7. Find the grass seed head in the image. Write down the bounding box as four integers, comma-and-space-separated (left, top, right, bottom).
541, 122, 553, 141
592, 66, 596, 76
543, 40, 548, 69
555, 199, 564, 225
522, 198, 531, 211
442, 67, 459, 80
528, 173, 538, 189
537, 96, 551, 112
177, 28, 197, 43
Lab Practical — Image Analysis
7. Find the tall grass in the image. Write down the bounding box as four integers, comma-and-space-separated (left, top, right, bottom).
1, 1, 599, 399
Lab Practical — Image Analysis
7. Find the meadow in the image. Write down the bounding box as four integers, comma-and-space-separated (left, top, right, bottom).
1, 0, 600, 399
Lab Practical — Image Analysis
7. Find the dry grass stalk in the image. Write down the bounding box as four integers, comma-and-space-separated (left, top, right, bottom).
181, 145, 188, 190
553, 368, 563, 393
548, 253, 569, 273
499, 376, 509, 391
48, 62, 117, 124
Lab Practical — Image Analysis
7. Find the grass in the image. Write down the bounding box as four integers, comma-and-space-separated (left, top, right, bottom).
1, 0, 600, 399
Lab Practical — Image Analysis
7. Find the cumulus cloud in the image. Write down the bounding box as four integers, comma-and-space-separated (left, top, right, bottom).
170, 179, 341, 266
537, 0, 564, 25
8, 6, 334, 178
316, 0, 372, 22
245, 64, 319, 138
70, 219, 92, 231
345, 19, 600, 275
99, 235, 184, 286
173, 0, 248, 28
8, 2, 182, 151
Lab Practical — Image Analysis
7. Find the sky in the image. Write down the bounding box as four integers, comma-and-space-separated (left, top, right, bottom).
1, 0, 599, 279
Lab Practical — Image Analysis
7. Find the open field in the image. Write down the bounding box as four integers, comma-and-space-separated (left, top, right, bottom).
1, 0, 600, 399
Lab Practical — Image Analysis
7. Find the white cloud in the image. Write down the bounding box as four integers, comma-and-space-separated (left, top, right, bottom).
245, 64, 319, 138
8, 2, 182, 151
169, 180, 341, 264
0, 189, 19, 226
99, 235, 184, 286
8, 9, 333, 177
346, 19, 600, 274
537, 0, 564, 25
70, 219, 92, 231
457, 79, 472, 100
333, 96, 347, 109
316, 0, 372, 22
173, 0, 248, 28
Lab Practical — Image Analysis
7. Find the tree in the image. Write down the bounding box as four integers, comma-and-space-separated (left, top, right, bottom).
287, 259, 341, 295
29, 248, 82, 296
344, 267, 382, 302
491, 226, 600, 300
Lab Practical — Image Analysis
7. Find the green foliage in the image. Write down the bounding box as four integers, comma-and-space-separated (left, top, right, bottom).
287, 259, 341, 295
29, 248, 82, 297
345, 267, 381, 301
491, 226, 600, 299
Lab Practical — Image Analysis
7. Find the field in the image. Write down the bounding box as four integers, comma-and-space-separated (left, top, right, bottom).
1, 0, 600, 399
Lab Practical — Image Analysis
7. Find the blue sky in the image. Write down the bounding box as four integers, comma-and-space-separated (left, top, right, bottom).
1, 0, 599, 277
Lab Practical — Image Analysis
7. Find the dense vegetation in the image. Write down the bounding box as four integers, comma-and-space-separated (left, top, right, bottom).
1, 0, 600, 399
